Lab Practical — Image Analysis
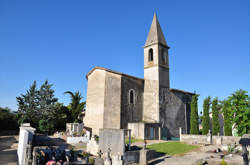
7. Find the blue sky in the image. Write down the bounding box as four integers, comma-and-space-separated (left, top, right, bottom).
0, 0, 249, 113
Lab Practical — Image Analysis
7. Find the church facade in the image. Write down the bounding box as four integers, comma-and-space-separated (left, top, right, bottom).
84, 14, 194, 140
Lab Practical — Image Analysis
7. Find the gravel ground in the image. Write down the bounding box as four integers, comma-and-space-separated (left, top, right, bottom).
0, 136, 18, 165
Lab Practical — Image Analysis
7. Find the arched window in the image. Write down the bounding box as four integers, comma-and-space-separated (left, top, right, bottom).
129, 89, 135, 104
148, 48, 153, 62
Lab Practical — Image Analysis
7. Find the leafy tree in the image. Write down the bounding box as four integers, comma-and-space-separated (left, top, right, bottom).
0, 107, 18, 130
222, 99, 232, 136
16, 81, 40, 127
229, 89, 250, 136
190, 94, 199, 134
202, 96, 211, 135
212, 97, 220, 135
17, 80, 59, 134
64, 91, 85, 123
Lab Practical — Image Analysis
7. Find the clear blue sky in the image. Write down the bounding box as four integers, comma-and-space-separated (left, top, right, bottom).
0, 0, 249, 113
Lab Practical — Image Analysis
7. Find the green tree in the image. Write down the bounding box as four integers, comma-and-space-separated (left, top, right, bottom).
212, 97, 220, 135
229, 89, 250, 136
222, 99, 232, 136
17, 80, 60, 134
190, 94, 199, 134
0, 107, 18, 130
64, 91, 85, 123
16, 81, 40, 127
202, 96, 211, 135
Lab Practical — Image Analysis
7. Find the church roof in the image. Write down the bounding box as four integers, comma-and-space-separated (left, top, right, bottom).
86, 66, 144, 81
144, 13, 169, 48
170, 88, 196, 95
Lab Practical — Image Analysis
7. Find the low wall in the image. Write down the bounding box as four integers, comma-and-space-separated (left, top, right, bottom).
128, 122, 145, 139
181, 134, 241, 145
66, 136, 89, 144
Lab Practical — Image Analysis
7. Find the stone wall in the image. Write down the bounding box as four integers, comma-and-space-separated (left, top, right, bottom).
181, 134, 241, 145
160, 89, 192, 138
103, 72, 122, 129
84, 69, 106, 135
121, 76, 144, 129
143, 79, 159, 123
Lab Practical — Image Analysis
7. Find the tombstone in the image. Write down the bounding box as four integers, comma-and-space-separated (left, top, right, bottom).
139, 148, 148, 165
18, 123, 36, 165
99, 129, 125, 156
87, 136, 99, 156
111, 153, 123, 165
206, 130, 212, 144
239, 134, 250, 165
103, 149, 112, 165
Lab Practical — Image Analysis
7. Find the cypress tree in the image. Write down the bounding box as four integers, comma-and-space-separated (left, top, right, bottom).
212, 97, 220, 135
190, 94, 199, 134
222, 100, 232, 136
202, 96, 211, 135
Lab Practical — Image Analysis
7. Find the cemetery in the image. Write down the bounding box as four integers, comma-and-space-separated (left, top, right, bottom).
0, 2, 249, 165
11, 122, 249, 165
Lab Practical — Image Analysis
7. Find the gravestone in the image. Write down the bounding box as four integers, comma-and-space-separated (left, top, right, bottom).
139, 148, 148, 165
99, 129, 125, 155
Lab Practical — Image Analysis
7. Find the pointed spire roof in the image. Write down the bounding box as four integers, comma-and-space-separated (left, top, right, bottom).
144, 13, 169, 48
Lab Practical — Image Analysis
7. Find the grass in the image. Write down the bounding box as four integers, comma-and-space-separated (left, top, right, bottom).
146, 142, 199, 155
125, 138, 144, 144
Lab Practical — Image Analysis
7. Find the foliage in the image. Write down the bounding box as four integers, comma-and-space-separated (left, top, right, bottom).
16, 81, 40, 127
212, 97, 220, 135
38, 119, 54, 134
64, 91, 85, 123
190, 94, 199, 134
0, 107, 18, 130
222, 100, 232, 136
16, 80, 66, 134
228, 89, 250, 136
202, 96, 211, 135
146, 142, 199, 155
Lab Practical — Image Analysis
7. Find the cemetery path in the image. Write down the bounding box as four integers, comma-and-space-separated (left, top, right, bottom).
0, 136, 18, 165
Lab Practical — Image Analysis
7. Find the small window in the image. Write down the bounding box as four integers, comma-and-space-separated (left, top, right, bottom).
148, 48, 153, 62
129, 89, 135, 104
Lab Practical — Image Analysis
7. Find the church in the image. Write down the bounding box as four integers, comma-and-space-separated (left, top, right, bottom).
84, 13, 195, 140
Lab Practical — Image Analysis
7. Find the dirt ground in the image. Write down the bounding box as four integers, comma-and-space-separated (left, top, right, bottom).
0, 135, 18, 165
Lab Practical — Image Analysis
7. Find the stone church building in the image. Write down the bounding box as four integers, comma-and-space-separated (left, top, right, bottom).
84, 14, 195, 140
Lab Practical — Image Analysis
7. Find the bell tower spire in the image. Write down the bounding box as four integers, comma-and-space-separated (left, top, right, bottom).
144, 13, 169, 48
143, 13, 170, 88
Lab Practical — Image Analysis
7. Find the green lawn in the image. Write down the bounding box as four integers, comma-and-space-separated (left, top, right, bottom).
125, 138, 144, 144
146, 142, 199, 155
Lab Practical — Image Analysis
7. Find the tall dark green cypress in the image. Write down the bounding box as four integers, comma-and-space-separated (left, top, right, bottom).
222, 100, 232, 136
212, 97, 220, 135
202, 96, 211, 135
190, 94, 199, 134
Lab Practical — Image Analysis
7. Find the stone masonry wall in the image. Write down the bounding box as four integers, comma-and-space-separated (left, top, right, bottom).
103, 72, 122, 129
121, 76, 144, 129
181, 134, 241, 145
160, 89, 192, 138
84, 69, 106, 135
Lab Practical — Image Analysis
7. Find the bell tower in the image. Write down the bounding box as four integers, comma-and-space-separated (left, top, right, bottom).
143, 13, 170, 123
144, 13, 170, 88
